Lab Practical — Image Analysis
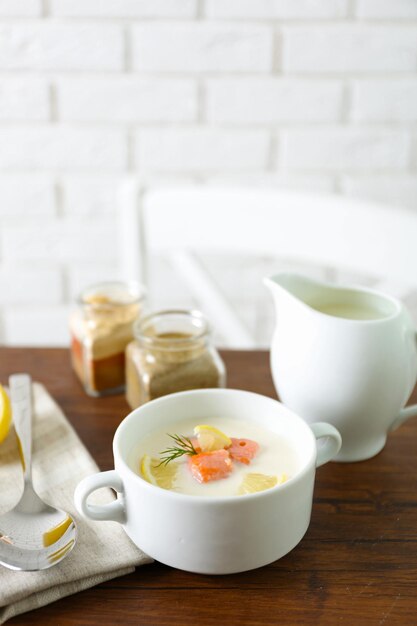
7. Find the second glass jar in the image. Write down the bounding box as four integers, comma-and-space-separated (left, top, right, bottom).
125, 310, 226, 409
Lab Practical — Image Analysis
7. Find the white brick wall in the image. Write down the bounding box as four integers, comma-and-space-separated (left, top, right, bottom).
0, 78, 49, 121
1, 219, 118, 263
0, 128, 126, 170
205, 0, 348, 19
0, 176, 55, 216
281, 129, 410, 170
355, 0, 417, 19
0, 267, 62, 305
351, 79, 417, 122
57, 78, 197, 123
0, 24, 124, 70
0, 0, 416, 346
0, 0, 41, 17
50, 0, 197, 18
3, 307, 70, 346
61, 176, 120, 216
206, 78, 343, 123
136, 129, 270, 172
132, 23, 273, 73
283, 25, 417, 73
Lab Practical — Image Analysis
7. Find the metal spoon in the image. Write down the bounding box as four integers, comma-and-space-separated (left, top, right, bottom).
0, 374, 77, 571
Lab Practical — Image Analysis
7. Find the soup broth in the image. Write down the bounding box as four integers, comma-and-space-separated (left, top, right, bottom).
128, 417, 299, 497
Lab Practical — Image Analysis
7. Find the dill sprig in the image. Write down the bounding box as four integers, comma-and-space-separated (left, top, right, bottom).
157, 434, 198, 466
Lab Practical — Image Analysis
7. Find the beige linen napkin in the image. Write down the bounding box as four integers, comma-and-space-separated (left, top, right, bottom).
0, 383, 152, 624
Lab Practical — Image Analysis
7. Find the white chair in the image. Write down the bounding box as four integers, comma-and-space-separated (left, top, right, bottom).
118, 180, 417, 348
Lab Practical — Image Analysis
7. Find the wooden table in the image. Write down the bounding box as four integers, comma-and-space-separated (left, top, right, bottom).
1, 347, 417, 626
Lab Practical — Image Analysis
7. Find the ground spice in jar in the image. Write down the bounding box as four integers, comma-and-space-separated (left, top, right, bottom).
125, 311, 226, 409
70, 282, 145, 397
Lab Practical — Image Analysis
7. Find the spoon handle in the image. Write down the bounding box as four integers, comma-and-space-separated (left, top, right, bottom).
9, 374, 33, 485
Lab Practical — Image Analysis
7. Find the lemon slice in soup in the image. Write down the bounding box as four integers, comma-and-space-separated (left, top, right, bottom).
141, 455, 178, 490
194, 425, 232, 452
0, 385, 12, 444
238, 472, 287, 495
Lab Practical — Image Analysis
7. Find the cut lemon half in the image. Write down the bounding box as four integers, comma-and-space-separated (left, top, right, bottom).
0, 385, 12, 444
140, 454, 178, 490
238, 472, 287, 495
194, 424, 232, 452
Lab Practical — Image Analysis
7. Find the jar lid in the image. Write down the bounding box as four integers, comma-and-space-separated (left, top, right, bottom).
134, 309, 210, 351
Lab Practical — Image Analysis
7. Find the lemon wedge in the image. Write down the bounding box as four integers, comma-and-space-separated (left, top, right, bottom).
43, 515, 73, 547
0, 385, 12, 444
140, 454, 178, 490
238, 472, 287, 495
194, 424, 232, 452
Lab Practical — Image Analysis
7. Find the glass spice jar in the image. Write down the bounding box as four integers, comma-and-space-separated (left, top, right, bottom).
70, 281, 145, 397
125, 309, 226, 409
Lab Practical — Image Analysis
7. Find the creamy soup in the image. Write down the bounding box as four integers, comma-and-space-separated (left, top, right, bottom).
128, 417, 299, 497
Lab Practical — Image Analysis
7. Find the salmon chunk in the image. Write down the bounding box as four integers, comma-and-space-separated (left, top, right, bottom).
229, 438, 259, 465
188, 449, 233, 483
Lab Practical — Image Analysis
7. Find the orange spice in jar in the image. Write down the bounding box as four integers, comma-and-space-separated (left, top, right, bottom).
70, 281, 145, 397
125, 309, 226, 409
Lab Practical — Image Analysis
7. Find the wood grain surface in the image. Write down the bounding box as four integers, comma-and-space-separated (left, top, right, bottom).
1, 347, 416, 626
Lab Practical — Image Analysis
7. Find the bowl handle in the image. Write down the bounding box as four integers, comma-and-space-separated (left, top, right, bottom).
310, 422, 342, 468
74, 470, 126, 524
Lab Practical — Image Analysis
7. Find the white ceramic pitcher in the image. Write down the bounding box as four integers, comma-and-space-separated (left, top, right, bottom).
264, 273, 417, 462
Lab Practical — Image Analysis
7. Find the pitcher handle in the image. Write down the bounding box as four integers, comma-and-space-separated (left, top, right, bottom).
74, 470, 126, 524
310, 422, 342, 467
390, 404, 417, 432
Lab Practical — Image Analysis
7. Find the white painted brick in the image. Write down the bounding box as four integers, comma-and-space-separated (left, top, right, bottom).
61, 176, 120, 216
352, 79, 417, 123
283, 25, 417, 73
1, 217, 119, 263
57, 77, 197, 123
135, 129, 270, 172
341, 175, 417, 210
0, 0, 41, 16
0, 128, 126, 170
0, 176, 55, 216
0, 24, 123, 70
281, 129, 409, 170
205, 0, 348, 19
0, 266, 63, 305
132, 23, 273, 73
206, 78, 343, 123
67, 264, 123, 301
356, 0, 417, 19
3, 306, 70, 346
51, 0, 196, 17
0, 78, 49, 121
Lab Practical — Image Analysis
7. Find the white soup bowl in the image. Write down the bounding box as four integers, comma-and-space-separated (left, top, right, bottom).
74, 389, 341, 574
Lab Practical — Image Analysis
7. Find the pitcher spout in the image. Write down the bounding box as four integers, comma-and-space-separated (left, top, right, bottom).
264, 271, 403, 324
263, 272, 321, 310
